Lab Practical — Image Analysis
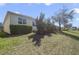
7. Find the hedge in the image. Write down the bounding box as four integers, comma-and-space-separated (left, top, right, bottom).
0, 31, 8, 38
10, 25, 32, 35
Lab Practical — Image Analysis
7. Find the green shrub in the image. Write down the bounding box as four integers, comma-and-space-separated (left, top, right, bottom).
0, 32, 8, 38
10, 25, 32, 35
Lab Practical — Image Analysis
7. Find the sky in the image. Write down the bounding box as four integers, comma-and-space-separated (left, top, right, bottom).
0, 3, 79, 28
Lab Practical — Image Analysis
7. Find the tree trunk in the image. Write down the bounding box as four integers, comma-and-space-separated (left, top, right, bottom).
59, 20, 61, 32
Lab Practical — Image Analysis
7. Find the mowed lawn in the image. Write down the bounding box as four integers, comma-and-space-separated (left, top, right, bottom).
63, 30, 79, 37
0, 32, 79, 55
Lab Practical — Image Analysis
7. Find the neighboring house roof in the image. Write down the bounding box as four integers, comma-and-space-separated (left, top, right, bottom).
3, 11, 35, 25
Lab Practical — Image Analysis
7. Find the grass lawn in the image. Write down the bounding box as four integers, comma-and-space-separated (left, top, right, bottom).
63, 30, 79, 39
0, 32, 79, 55
68, 30, 79, 34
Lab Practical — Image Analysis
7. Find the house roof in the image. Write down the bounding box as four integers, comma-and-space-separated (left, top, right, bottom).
7, 11, 35, 19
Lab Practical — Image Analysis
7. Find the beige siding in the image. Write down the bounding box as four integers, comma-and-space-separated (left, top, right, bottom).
3, 14, 10, 34
10, 13, 33, 26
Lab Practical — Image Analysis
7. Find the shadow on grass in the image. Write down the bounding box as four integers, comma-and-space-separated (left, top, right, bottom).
62, 32, 79, 41
28, 32, 53, 46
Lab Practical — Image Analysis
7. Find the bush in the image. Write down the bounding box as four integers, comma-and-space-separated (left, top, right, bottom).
10, 25, 32, 35
0, 31, 8, 38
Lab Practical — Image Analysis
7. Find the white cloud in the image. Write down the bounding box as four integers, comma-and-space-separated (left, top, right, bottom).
14, 11, 21, 14
0, 3, 6, 6
44, 3, 52, 6
26, 3, 52, 6
73, 8, 79, 13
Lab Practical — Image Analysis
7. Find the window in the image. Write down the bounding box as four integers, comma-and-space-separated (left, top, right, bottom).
18, 17, 26, 24
23, 19, 26, 24
18, 18, 22, 24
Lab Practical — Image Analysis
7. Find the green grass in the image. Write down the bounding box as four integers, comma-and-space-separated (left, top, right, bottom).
0, 36, 24, 54
68, 30, 79, 35
0, 32, 79, 55
63, 30, 79, 38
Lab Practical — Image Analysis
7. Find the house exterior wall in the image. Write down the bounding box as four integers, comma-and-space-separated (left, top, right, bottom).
10, 13, 33, 26
3, 13, 10, 34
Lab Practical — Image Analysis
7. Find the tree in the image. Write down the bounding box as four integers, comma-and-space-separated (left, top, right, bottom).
51, 16, 57, 32
66, 23, 72, 29
35, 12, 57, 34
51, 15, 62, 31
51, 8, 75, 32
62, 9, 74, 29
46, 18, 52, 33
35, 12, 45, 34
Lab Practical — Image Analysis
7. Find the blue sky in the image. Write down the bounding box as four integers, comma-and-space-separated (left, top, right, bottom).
0, 3, 79, 27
